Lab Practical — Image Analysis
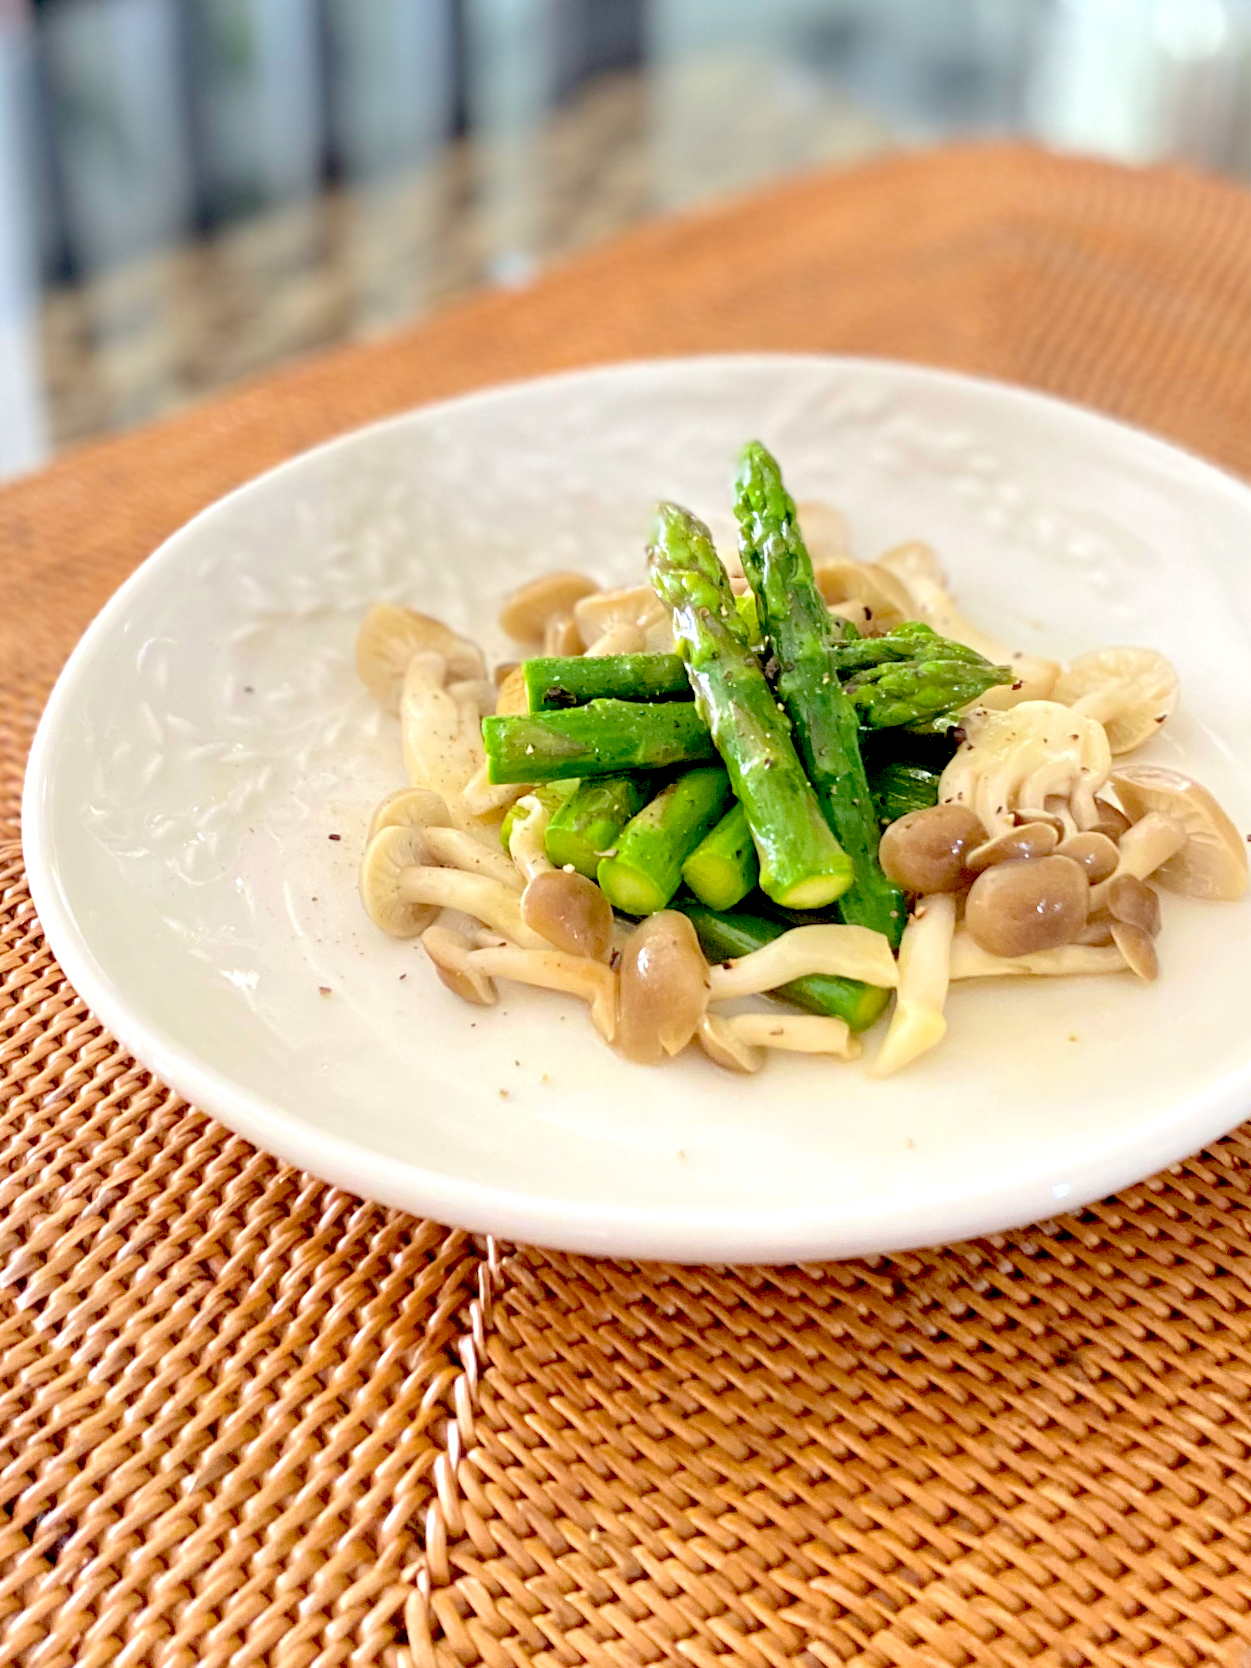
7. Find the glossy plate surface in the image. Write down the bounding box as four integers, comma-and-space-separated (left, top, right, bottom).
22, 356, 1251, 1261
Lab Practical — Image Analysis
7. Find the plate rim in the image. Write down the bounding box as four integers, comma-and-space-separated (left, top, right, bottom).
20, 351, 1251, 1263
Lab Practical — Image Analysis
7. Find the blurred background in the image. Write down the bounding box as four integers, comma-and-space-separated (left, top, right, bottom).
1, 0, 1248, 482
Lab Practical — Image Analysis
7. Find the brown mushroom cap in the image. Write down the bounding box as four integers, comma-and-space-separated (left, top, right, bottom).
421, 925, 498, 1006
879, 805, 985, 894
521, 870, 614, 962
356, 603, 484, 711
1110, 766, 1248, 901
965, 821, 1060, 875
617, 912, 710, 1064
1106, 875, 1161, 936
498, 571, 599, 646
1088, 798, 1132, 842
964, 855, 1090, 959
1056, 831, 1120, 884
1110, 920, 1159, 981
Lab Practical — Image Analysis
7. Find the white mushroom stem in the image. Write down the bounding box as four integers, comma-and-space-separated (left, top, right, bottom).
585, 622, 647, 657
949, 932, 1128, 980
507, 794, 555, 882
719, 1011, 861, 1060
465, 945, 617, 1042
462, 765, 530, 817
400, 653, 487, 833
397, 867, 547, 948
1088, 812, 1187, 913
870, 894, 957, 1079
706, 924, 898, 1000
423, 826, 524, 890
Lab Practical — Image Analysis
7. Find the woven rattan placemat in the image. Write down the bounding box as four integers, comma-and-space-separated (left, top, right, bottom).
2, 145, 1250, 1668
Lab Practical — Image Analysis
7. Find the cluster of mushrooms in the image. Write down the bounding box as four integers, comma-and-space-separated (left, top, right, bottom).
354, 503, 1247, 1077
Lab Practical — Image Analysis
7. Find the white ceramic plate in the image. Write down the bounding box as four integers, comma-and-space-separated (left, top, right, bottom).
23, 356, 1251, 1262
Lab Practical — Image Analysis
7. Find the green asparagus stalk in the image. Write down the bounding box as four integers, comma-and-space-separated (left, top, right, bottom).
648, 504, 854, 910
828, 620, 1003, 674
681, 802, 759, 910
544, 774, 651, 877
847, 657, 1011, 729
482, 700, 715, 784
676, 901, 890, 1032
498, 779, 578, 851
870, 762, 940, 825
734, 441, 905, 946
523, 654, 691, 711
598, 766, 733, 916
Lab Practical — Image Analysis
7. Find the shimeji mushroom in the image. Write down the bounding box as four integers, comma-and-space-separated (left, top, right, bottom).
1109, 765, 1248, 902
938, 701, 1113, 836
367, 786, 452, 842
870, 893, 957, 1078
616, 912, 710, 1064
573, 585, 674, 654
543, 611, 584, 657
874, 542, 1059, 708
697, 1012, 765, 1074
494, 666, 529, 715
508, 794, 556, 881
584, 622, 649, 657
1086, 811, 1188, 913
459, 943, 618, 1042
948, 930, 1129, 980
360, 824, 546, 945
356, 603, 485, 712
421, 924, 498, 1005
813, 560, 912, 632
706, 924, 898, 1001
499, 571, 599, 647
366, 786, 520, 886
400, 652, 491, 831
519, 869, 614, 962
720, 1011, 861, 1060
963, 855, 1090, 958
1053, 647, 1179, 756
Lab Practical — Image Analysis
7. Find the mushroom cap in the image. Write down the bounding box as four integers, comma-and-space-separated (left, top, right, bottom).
421, 925, 498, 1005
520, 869, 614, 962
617, 912, 710, 1065
356, 603, 484, 712
1054, 647, 1180, 755
499, 571, 599, 646
573, 585, 672, 653
360, 824, 440, 938
874, 540, 947, 592
1110, 765, 1248, 901
367, 786, 453, 843
543, 610, 584, 657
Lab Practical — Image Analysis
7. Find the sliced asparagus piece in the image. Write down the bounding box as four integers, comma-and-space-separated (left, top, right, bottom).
677, 902, 890, 1032
734, 441, 905, 945
544, 774, 651, 878
598, 765, 733, 916
870, 762, 941, 826
482, 699, 716, 784
648, 503, 854, 910
523, 653, 690, 711
681, 802, 759, 911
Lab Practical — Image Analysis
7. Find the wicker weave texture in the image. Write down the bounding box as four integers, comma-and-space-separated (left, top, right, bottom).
2, 146, 1251, 1667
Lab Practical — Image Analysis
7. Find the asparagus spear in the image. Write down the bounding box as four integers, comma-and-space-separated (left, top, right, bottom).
677, 901, 890, 1032
545, 774, 651, 877
523, 653, 691, 711
734, 441, 905, 945
598, 766, 733, 916
828, 620, 1003, 674
681, 802, 759, 910
498, 779, 578, 851
648, 504, 854, 910
847, 657, 1011, 729
482, 700, 715, 784
870, 762, 940, 825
